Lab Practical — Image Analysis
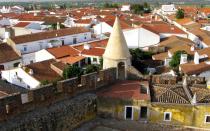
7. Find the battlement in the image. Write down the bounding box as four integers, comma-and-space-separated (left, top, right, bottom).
151, 75, 206, 85
0, 68, 117, 121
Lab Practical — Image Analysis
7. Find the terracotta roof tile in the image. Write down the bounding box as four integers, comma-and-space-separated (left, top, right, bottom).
180, 62, 210, 75
0, 43, 20, 64
11, 27, 89, 44
97, 80, 150, 100
26, 59, 61, 82
81, 47, 105, 57
59, 56, 85, 64
47, 45, 79, 59
14, 22, 30, 27
146, 23, 186, 34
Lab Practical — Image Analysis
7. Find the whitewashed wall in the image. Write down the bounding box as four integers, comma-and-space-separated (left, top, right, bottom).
15, 32, 91, 54
0, 59, 22, 70
124, 28, 160, 48
1, 68, 40, 89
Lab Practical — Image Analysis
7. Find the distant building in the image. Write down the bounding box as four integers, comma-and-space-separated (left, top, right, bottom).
121, 4, 131, 12
161, 4, 177, 15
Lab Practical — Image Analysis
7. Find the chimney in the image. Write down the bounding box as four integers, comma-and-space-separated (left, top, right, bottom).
190, 45, 195, 51
57, 22, 60, 30
5, 27, 15, 39
194, 52, 200, 64
84, 43, 91, 50
183, 76, 187, 87
180, 54, 188, 65
28, 69, 34, 75
191, 93, 197, 105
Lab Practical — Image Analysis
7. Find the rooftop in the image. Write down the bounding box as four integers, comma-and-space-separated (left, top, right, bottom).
47, 45, 79, 59
0, 43, 20, 64
26, 59, 61, 82
97, 80, 150, 100
11, 27, 89, 44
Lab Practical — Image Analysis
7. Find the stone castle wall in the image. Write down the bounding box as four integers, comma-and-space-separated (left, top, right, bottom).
0, 68, 117, 123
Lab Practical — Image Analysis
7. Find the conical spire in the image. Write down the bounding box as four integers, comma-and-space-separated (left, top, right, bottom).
103, 17, 131, 60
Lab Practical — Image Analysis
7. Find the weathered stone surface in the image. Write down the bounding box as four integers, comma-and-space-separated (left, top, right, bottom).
0, 93, 97, 131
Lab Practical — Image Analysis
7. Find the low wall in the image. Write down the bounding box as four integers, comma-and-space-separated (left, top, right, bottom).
0, 68, 117, 122
0, 93, 97, 131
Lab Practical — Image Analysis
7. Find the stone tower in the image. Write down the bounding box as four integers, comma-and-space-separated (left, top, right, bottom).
103, 17, 131, 80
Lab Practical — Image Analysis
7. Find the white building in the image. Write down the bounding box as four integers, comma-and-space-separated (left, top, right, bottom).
0, 43, 21, 70
161, 4, 177, 15
121, 5, 131, 12
123, 26, 160, 48
1, 59, 64, 89
6, 27, 92, 54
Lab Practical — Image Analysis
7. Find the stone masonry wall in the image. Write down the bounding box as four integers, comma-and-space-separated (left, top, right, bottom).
0, 68, 117, 130
0, 93, 97, 131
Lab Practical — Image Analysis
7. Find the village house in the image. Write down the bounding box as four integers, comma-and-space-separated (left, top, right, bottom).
160, 4, 177, 15
1, 59, 65, 89
0, 43, 21, 70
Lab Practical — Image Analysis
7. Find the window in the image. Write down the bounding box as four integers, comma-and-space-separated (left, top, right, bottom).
93, 58, 97, 62
125, 106, 133, 120
140, 106, 148, 119
205, 115, 210, 123
84, 36, 87, 39
13, 62, 20, 67
73, 37, 77, 44
30, 60, 33, 64
164, 112, 172, 121
23, 46, 27, 51
140, 85, 148, 94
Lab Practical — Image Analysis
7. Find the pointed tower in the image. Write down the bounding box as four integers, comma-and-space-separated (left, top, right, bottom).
103, 17, 131, 80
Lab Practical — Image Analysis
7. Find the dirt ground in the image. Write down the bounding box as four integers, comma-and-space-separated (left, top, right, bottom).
75, 117, 208, 131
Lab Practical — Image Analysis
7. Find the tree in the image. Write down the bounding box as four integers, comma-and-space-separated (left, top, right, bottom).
176, 9, 184, 19
129, 48, 153, 74
85, 64, 100, 74
169, 50, 187, 69
63, 65, 83, 79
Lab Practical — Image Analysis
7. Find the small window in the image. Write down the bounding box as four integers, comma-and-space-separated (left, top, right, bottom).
84, 36, 87, 39
30, 61, 33, 64
140, 85, 148, 94
125, 106, 133, 120
164, 112, 172, 121
93, 58, 97, 62
23, 46, 27, 51
205, 115, 210, 123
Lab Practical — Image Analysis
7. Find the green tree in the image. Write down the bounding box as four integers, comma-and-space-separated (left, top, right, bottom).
129, 48, 153, 73
169, 50, 187, 69
176, 9, 185, 19
85, 64, 100, 74
63, 65, 83, 79
99, 58, 103, 69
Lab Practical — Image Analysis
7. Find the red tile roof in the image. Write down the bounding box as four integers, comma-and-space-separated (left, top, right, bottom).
146, 23, 186, 34
14, 22, 30, 27
11, 27, 89, 44
0, 43, 20, 63
97, 80, 150, 100
180, 62, 210, 75
47, 45, 79, 59
59, 56, 85, 64
81, 47, 105, 57
73, 39, 108, 51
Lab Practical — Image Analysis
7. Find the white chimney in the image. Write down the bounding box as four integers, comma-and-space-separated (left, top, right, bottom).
190, 45, 195, 51
180, 54, 188, 64
29, 69, 33, 75
191, 93, 197, 105
194, 52, 200, 64
84, 43, 91, 50
57, 22, 60, 30
4, 32, 10, 39
183, 77, 187, 87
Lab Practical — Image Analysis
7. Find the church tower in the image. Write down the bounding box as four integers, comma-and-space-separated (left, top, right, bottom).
103, 17, 131, 80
